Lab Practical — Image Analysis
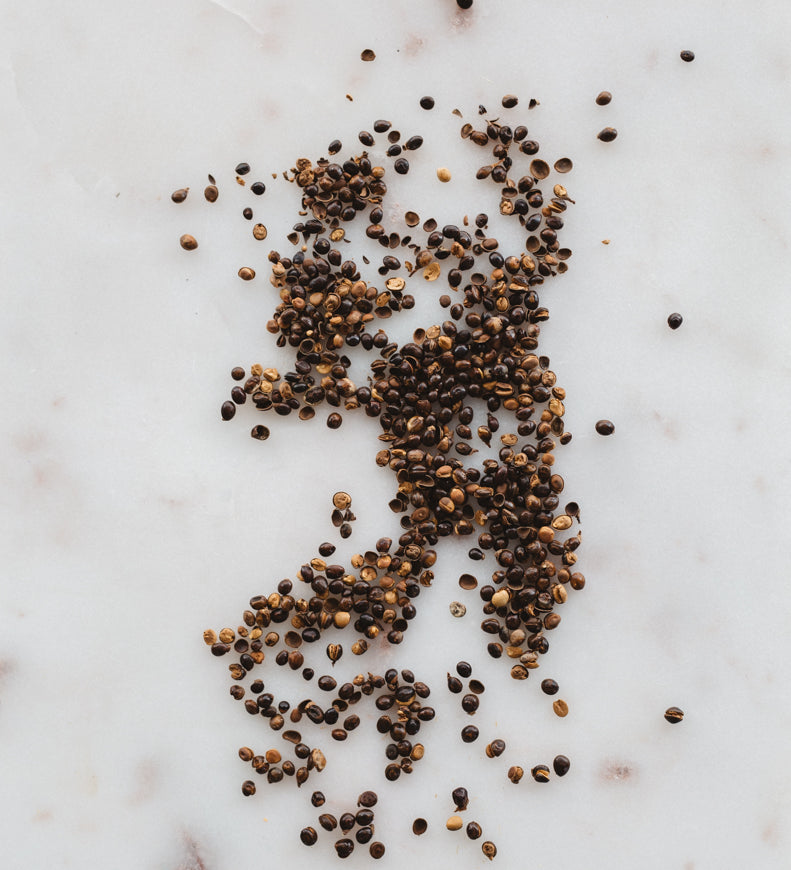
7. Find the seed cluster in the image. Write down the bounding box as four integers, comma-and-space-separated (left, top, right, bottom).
302, 791, 385, 858
184, 94, 598, 862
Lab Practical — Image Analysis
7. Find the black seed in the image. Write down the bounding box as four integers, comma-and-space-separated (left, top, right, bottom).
251, 181, 266, 195
553, 755, 571, 776
235, 162, 250, 175
680, 50, 695, 62
595, 419, 615, 436
667, 312, 683, 329
420, 96, 435, 110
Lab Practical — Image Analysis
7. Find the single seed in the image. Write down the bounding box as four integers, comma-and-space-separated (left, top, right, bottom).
553, 754, 571, 776
530, 159, 550, 179
553, 699, 569, 717
334, 838, 354, 858
461, 725, 479, 743
486, 739, 506, 758
664, 706, 685, 724
358, 790, 378, 807
452, 786, 469, 810
412, 818, 428, 835
437, 167, 452, 183
446, 815, 463, 831
203, 629, 217, 645
300, 827, 318, 846
667, 312, 683, 329
235, 162, 250, 175
680, 50, 695, 62
597, 127, 618, 142
595, 90, 612, 105
394, 158, 410, 175
595, 419, 615, 436
420, 96, 435, 110
449, 601, 466, 617
461, 694, 479, 714
482, 841, 497, 861
238, 746, 253, 762
179, 234, 198, 251
250, 181, 265, 195
501, 94, 518, 108
250, 425, 270, 441
369, 842, 386, 859
456, 661, 472, 678
203, 185, 219, 202
508, 765, 524, 784
532, 764, 551, 783
171, 188, 188, 203
241, 780, 256, 796
332, 492, 352, 510
327, 643, 343, 664
253, 223, 267, 240
361, 48, 376, 61
319, 813, 338, 831
456, 0, 473, 8
242, 207, 252, 220
327, 413, 343, 429
238, 267, 255, 281
541, 678, 559, 695
554, 158, 573, 174
466, 821, 482, 840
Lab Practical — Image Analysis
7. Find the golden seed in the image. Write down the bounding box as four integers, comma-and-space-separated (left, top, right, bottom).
202, 629, 217, 646
553, 699, 569, 717
333, 491, 352, 510
446, 816, 463, 831
552, 515, 572, 531
330, 228, 345, 242
491, 589, 510, 608
238, 267, 256, 281
334, 612, 351, 629
218, 628, 235, 643
252, 223, 267, 240
602, 239, 611, 245
423, 262, 441, 281
265, 749, 281, 764
179, 234, 198, 250
436, 167, 452, 183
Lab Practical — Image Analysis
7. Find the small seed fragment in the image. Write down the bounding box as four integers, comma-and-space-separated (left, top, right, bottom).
664, 706, 684, 724
449, 601, 466, 617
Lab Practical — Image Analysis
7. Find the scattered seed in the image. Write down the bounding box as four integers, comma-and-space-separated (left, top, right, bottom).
531, 764, 551, 783
446, 815, 463, 831
241, 780, 256, 796
420, 96, 435, 110
595, 419, 615, 436
456, 661, 472, 678
680, 50, 695, 62
436, 167, 452, 182
667, 312, 683, 329
597, 127, 618, 142
412, 818, 428, 835
361, 49, 376, 61
554, 158, 573, 173
466, 821, 482, 840
179, 234, 198, 251
553, 755, 571, 776
486, 739, 506, 758
235, 162, 250, 175
595, 90, 612, 105
300, 827, 318, 846
369, 842, 386, 859
238, 267, 255, 281
540, 678, 559, 695
461, 724, 479, 743
171, 188, 189, 203
508, 765, 524, 784
449, 601, 466, 617
501, 94, 518, 108
552, 699, 569, 718
664, 706, 684, 724
452, 786, 469, 811
253, 223, 267, 240
482, 841, 497, 861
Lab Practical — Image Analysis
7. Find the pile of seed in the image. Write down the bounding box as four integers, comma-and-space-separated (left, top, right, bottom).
187, 94, 591, 860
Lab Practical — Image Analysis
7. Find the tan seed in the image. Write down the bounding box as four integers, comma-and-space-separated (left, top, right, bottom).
446, 815, 463, 831
552, 515, 573, 531
491, 589, 509, 608
449, 601, 466, 618
423, 262, 441, 281
179, 234, 198, 251
553, 158, 573, 174
508, 765, 524, 783
238, 267, 255, 281
332, 491, 352, 510
252, 223, 267, 240
436, 167, 452, 183
218, 628, 235, 643
553, 699, 569, 717
334, 612, 351, 629
202, 629, 217, 646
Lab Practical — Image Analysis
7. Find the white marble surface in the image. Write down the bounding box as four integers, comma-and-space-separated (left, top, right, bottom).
2, 1, 791, 868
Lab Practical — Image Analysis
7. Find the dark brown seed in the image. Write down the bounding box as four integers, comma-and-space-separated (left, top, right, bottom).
502, 94, 518, 108
597, 127, 618, 142
238, 746, 254, 762
241, 780, 256, 796
595, 90, 612, 105
461, 694, 479, 714
452, 786, 469, 811
221, 401, 236, 421
667, 312, 683, 329
532, 764, 551, 783
319, 813, 338, 831
541, 678, 559, 695
420, 96, 435, 110
300, 827, 318, 846
394, 158, 410, 175
204, 184, 219, 202
466, 821, 482, 840
508, 765, 524, 783
486, 739, 506, 758
250, 425, 270, 441
311, 791, 326, 807
553, 755, 571, 776
680, 50, 695, 62
456, 661, 472, 678
171, 188, 188, 203
412, 818, 428, 835
664, 706, 684, 724
595, 419, 615, 436
554, 158, 573, 173
461, 725, 479, 743
468, 679, 485, 694
361, 49, 376, 61
369, 842, 386, 859
334, 838, 354, 858
459, 573, 478, 590
235, 162, 250, 175
456, 0, 473, 8
327, 413, 343, 429
358, 790, 378, 807
179, 234, 198, 251
482, 841, 497, 861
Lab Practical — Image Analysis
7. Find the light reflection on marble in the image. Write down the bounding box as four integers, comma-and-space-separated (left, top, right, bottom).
1, 1, 790, 869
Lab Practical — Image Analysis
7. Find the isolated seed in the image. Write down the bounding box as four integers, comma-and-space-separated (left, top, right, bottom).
241, 780, 256, 796
437, 167, 452, 183
238, 267, 255, 281
334, 838, 354, 858
370, 842, 386, 859
664, 706, 685, 724
597, 127, 618, 142
595, 90, 612, 105
250, 425, 270, 441
553, 754, 571, 776
412, 818, 428, 835
420, 96, 435, 110
680, 50, 695, 62
361, 49, 376, 61
452, 786, 469, 810
446, 815, 463, 831
595, 419, 615, 436
456, 0, 473, 8
466, 821, 482, 840
482, 841, 497, 861
501, 94, 518, 108
486, 739, 506, 758
171, 188, 189, 203
553, 699, 569, 717
554, 158, 573, 173
532, 764, 551, 783
327, 413, 343, 429
203, 629, 217, 645
300, 827, 318, 846
667, 312, 683, 329
203, 184, 218, 202
179, 234, 198, 251
449, 601, 466, 617
461, 725, 479, 743
508, 765, 524, 783
253, 223, 267, 240
541, 678, 559, 695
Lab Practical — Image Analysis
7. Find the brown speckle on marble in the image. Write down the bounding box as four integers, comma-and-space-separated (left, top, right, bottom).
404, 34, 425, 57
762, 820, 780, 847
600, 760, 636, 782
179, 833, 208, 870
